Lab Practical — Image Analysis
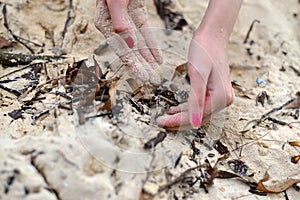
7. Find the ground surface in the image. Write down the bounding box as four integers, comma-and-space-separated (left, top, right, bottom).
0, 0, 299, 200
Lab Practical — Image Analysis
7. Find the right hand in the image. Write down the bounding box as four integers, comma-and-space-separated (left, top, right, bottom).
157, 33, 234, 130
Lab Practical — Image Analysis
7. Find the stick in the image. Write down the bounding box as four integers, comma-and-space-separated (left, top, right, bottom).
290, 66, 300, 76
243, 19, 260, 44
158, 165, 202, 193
261, 99, 295, 119
0, 52, 65, 66
2, 4, 44, 53
60, 0, 74, 48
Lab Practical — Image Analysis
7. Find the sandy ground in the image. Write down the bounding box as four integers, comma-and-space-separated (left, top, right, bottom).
0, 0, 299, 200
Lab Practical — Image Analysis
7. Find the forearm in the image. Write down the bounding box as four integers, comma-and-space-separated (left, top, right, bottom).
196, 0, 242, 46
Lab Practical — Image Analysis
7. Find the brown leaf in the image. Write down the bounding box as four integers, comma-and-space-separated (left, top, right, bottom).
93, 55, 103, 79
175, 62, 188, 74
100, 78, 119, 111
256, 171, 300, 193
285, 97, 300, 109
291, 155, 300, 164
231, 81, 251, 99
139, 189, 154, 200
0, 36, 12, 48
289, 141, 300, 147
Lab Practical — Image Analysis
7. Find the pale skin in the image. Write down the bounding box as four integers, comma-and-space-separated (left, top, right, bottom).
95, 0, 243, 130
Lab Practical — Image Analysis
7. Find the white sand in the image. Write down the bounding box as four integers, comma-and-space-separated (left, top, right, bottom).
0, 0, 299, 199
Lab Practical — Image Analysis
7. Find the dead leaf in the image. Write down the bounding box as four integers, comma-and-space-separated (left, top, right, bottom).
175, 62, 188, 74
289, 141, 300, 147
8, 109, 23, 120
100, 78, 119, 111
285, 98, 300, 109
256, 171, 300, 193
93, 55, 103, 79
291, 155, 300, 164
231, 81, 251, 99
139, 189, 154, 200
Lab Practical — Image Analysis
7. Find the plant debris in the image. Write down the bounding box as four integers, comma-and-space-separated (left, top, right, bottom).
256, 172, 300, 193
213, 140, 229, 155
154, 0, 188, 34
291, 155, 300, 164
228, 159, 249, 176
256, 91, 271, 107
144, 132, 167, 149
8, 109, 23, 120
231, 80, 251, 99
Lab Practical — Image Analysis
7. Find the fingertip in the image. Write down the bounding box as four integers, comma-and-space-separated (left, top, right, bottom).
191, 112, 202, 127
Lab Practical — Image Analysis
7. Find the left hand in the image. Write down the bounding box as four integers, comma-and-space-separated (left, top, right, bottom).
94, 0, 162, 85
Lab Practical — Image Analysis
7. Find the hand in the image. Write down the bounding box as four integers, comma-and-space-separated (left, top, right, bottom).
156, 33, 234, 130
94, 0, 162, 85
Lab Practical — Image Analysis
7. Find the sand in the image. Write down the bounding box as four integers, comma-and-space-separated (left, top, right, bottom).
0, 0, 299, 199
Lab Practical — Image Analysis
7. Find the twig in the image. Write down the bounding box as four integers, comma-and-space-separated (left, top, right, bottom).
2, 4, 44, 53
0, 62, 44, 79
85, 112, 113, 120
158, 165, 202, 193
261, 99, 295, 120
0, 52, 65, 66
243, 19, 260, 44
0, 83, 22, 96
144, 132, 167, 149
60, 0, 74, 48
290, 66, 300, 76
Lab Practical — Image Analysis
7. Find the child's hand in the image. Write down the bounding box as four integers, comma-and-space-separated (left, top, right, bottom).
94, 0, 162, 85
157, 34, 234, 130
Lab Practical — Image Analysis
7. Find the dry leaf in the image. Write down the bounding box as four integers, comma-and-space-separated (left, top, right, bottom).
93, 55, 103, 79
175, 62, 188, 74
285, 98, 300, 109
231, 81, 251, 99
139, 189, 154, 200
291, 155, 300, 164
289, 141, 300, 147
100, 78, 119, 111
256, 171, 300, 193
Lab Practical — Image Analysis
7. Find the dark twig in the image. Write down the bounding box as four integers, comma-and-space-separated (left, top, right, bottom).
243, 19, 260, 44
261, 99, 295, 120
2, 4, 44, 54
0, 52, 65, 66
158, 165, 202, 193
144, 132, 167, 149
290, 66, 300, 76
60, 0, 74, 48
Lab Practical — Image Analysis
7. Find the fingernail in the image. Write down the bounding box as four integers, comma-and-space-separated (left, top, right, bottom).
120, 33, 135, 48
192, 112, 202, 127
124, 35, 134, 48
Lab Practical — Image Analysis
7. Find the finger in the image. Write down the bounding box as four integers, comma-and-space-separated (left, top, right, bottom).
95, 0, 151, 83
95, 0, 114, 37
187, 40, 213, 127
188, 65, 209, 128
157, 93, 212, 130
107, 34, 149, 82
156, 112, 189, 128
134, 30, 162, 85
128, 0, 163, 64
166, 102, 188, 115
